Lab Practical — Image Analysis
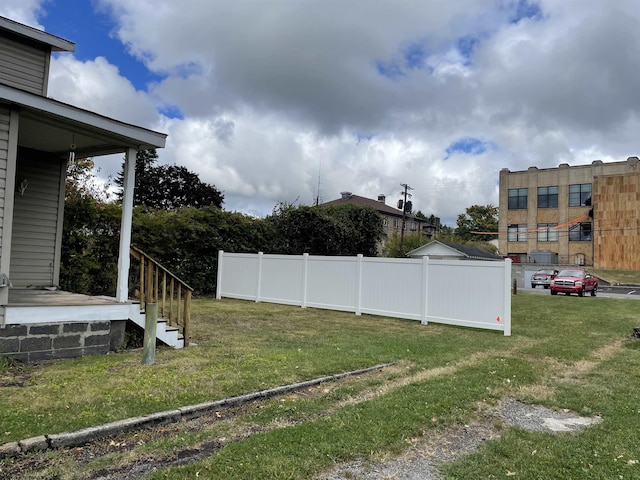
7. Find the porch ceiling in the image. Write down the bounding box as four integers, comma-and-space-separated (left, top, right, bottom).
1, 84, 167, 159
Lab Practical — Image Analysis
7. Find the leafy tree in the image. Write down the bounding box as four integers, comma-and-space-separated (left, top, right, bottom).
115, 149, 224, 210
384, 231, 430, 257
131, 206, 276, 295
266, 203, 383, 256
455, 204, 498, 241
60, 157, 121, 295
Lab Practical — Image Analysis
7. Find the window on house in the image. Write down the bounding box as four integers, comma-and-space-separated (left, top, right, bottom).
393, 218, 399, 229
508, 188, 528, 209
569, 222, 592, 241
382, 216, 388, 227
508, 224, 527, 242
537, 223, 558, 242
569, 183, 592, 207
537, 186, 558, 208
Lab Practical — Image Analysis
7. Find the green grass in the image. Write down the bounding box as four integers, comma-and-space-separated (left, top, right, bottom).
2, 294, 640, 479
590, 268, 640, 285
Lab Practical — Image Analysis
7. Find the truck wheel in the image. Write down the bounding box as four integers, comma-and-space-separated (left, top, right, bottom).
551, 290, 557, 295
591, 285, 597, 297
578, 287, 585, 297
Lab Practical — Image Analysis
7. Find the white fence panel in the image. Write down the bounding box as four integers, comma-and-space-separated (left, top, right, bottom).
216, 251, 511, 335
426, 259, 509, 332
259, 254, 305, 305
216, 252, 260, 301
360, 257, 424, 321
306, 256, 358, 312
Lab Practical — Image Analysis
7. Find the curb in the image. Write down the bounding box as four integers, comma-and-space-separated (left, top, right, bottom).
0, 362, 393, 458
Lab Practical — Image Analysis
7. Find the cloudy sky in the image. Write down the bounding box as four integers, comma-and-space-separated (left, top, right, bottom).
2, 0, 640, 226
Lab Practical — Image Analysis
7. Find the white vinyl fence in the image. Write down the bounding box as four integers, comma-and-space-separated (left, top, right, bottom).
216, 252, 512, 336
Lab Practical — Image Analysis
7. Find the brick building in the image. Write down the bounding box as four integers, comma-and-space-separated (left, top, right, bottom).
498, 157, 640, 269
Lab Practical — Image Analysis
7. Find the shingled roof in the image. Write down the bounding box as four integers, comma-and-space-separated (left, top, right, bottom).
406, 240, 503, 261
321, 193, 403, 216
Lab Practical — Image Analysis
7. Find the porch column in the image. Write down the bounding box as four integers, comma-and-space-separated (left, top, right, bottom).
116, 148, 137, 302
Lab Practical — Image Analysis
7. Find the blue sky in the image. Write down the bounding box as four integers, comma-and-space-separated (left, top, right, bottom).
2, 0, 640, 225
42, 1, 162, 90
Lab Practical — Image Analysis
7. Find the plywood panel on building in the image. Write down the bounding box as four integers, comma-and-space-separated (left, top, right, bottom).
594, 173, 640, 270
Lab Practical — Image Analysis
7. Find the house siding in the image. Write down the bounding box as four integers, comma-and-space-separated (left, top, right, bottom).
0, 31, 48, 95
0, 107, 10, 324
10, 152, 65, 287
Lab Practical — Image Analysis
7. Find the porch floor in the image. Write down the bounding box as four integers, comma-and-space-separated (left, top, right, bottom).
7, 288, 126, 307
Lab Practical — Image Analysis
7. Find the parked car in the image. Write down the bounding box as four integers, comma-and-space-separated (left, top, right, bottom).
531, 269, 559, 289
550, 269, 598, 296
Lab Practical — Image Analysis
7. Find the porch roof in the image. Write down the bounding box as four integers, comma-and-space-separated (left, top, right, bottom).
0, 83, 167, 158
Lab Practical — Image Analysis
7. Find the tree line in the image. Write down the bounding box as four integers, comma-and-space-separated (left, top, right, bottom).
61, 150, 498, 297
60, 151, 384, 296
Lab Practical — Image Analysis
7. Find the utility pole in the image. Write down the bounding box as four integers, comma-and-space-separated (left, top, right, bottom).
399, 183, 413, 257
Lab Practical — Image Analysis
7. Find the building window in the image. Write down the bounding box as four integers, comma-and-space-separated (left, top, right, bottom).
569, 222, 592, 241
569, 183, 592, 207
382, 216, 388, 227
393, 218, 399, 229
537, 186, 558, 208
537, 223, 558, 242
508, 188, 528, 209
508, 224, 527, 242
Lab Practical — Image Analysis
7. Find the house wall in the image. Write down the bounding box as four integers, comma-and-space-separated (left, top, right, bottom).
10, 150, 65, 287
0, 105, 15, 322
0, 107, 9, 250
0, 30, 48, 96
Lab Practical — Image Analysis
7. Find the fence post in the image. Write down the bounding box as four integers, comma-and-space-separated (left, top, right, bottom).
301, 253, 309, 308
216, 250, 224, 300
255, 252, 263, 303
142, 303, 158, 365
504, 259, 512, 336
421, 256, 429, 325
355, 254, 363, 316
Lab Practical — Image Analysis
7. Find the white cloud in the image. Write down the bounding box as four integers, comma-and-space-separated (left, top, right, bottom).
5, 0, 640, 227
0, 0, 47, 28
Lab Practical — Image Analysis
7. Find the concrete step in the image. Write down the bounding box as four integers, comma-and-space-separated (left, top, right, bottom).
128, 306, 184, 349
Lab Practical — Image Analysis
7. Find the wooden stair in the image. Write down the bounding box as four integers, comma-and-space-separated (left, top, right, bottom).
129, 247, 192, 349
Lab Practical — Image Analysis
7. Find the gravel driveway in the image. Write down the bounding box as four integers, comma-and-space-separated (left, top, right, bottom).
318, 397, 601, 480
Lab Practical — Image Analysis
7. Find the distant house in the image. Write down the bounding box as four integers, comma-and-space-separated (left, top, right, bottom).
322, 192, 440, 255
0, 16, 189, 363
406, 240, 503, 261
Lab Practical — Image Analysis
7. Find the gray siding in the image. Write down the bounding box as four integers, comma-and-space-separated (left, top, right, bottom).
0, 107, 9, 263
0, 31, 48, 95
0, 107, 9, 321
10, 153, 64, 287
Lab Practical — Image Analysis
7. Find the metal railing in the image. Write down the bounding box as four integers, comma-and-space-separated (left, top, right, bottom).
130, 246, 192, 346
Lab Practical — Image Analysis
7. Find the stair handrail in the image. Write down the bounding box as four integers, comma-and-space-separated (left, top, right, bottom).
130, 245, 192, 347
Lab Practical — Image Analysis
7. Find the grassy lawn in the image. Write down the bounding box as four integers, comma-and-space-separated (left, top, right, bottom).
590, 268, 640, 285
1, 294, 640, 479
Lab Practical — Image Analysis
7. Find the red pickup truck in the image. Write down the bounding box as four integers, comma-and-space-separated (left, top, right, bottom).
550, 269, 598, 297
